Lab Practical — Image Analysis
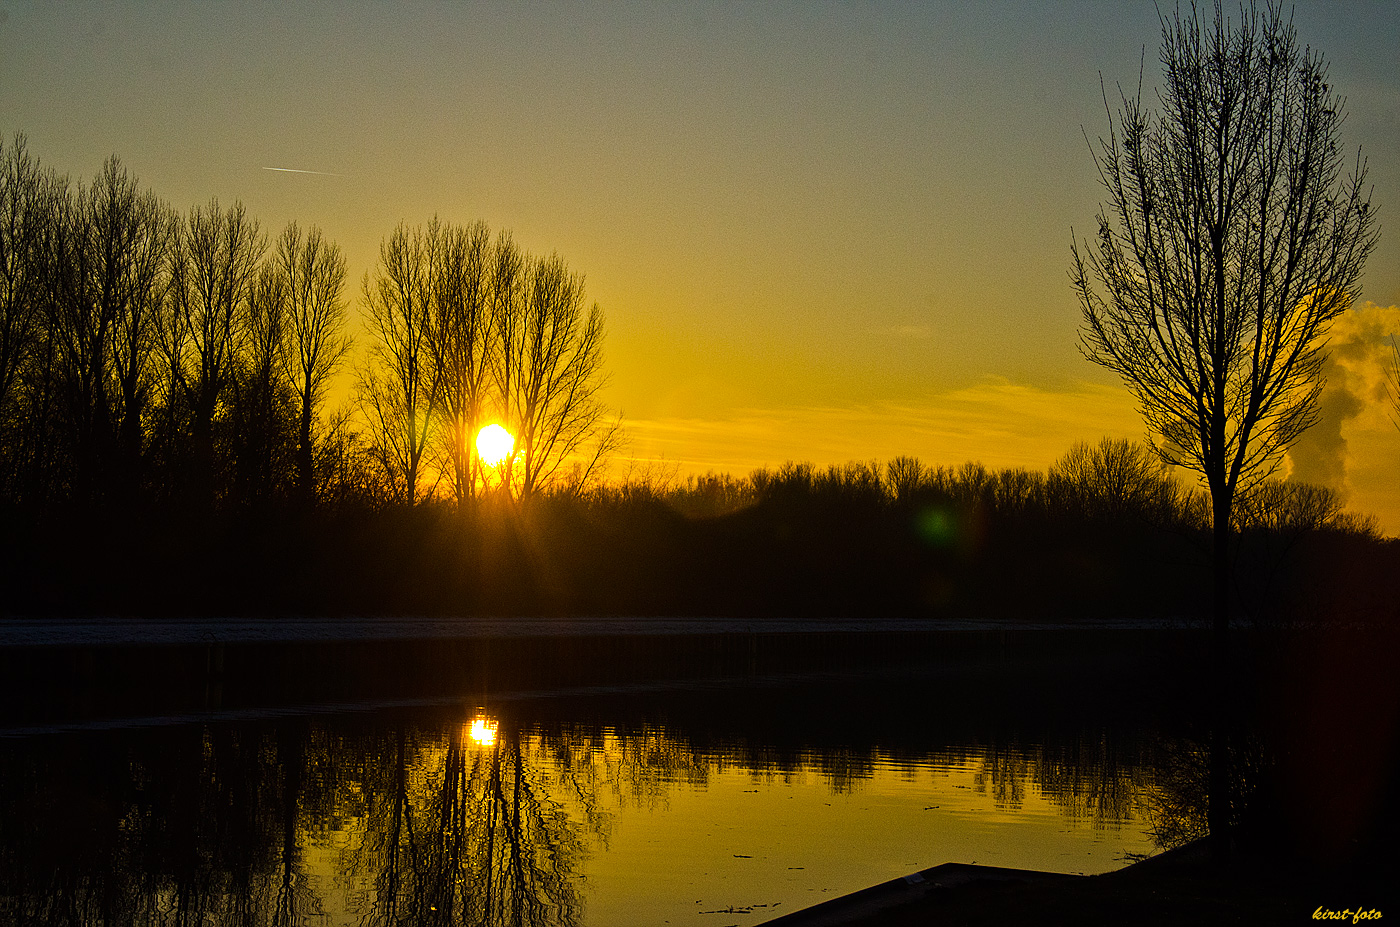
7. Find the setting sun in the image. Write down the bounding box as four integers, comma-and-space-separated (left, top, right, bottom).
476, 424, 514, 467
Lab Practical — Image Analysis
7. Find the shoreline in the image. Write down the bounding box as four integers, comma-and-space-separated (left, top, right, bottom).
0, 613, 1210, 648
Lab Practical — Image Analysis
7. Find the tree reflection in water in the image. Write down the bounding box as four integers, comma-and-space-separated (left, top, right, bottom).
349, 719, 589, 927
0, 710, 1162, 926
1142, 733, 1281, 855
934, 736, 1155, 823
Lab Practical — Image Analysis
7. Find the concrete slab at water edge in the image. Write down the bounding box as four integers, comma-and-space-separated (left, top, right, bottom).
756, 863, 1078, 927
754, 836, 1396, 927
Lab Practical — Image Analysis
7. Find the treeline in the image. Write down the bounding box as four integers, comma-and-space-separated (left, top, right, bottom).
0, 132, 613, 514
1, 133, 1392, 623
4, 433, 1391, 624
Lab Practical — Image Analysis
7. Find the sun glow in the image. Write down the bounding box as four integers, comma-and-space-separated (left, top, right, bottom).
476, 424, 514, 467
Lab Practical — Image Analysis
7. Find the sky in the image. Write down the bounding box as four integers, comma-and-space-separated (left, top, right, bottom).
3, 1, 1399, 531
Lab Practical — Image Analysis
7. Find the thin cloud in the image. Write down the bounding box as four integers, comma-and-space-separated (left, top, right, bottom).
621, 378, 1145, 476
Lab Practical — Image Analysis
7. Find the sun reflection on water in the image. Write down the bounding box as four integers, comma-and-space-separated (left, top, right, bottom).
468, 715, 499, 746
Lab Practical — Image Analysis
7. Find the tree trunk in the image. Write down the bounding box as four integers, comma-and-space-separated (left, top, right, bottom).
1208, 485, 1232, 867
297, 402, 314, 508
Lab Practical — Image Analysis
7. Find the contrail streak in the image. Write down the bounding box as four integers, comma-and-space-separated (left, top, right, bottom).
262, 166, 344, 176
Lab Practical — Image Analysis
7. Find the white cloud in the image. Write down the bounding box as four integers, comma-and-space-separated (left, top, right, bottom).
1281, 303, 1400, 533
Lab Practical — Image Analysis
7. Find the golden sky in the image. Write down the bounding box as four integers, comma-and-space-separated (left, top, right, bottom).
3, 2, 1398, 530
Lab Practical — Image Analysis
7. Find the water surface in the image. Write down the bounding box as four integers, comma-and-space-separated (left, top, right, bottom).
0, 634, 1177, 927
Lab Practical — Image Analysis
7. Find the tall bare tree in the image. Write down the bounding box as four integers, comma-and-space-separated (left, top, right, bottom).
1072, 0, 1377, 865
1071, 0, 1376, 635
0, 134, 62, 499
43, 173, 111, 504
493, 251, 616, 500
274, 222, 349, 506
50, 157, 172, 503
95, 162, 174, 501
358, 223, 437, 505
486, 231, 527, 498
228, 262, 296, 506
160, 199, 266, 504
425, 219, 492, 506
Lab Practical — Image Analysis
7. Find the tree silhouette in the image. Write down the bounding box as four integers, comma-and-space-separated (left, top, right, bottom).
89, 161, 174, 504
275, 221, 350, 507
1071, 1, 1376, 636
0, 133, 58, 501
227, 260, 297, 507
43, 157, 171, 505
425, 219, 493, 507
1048, 437, 1181, 523
486, 231, 527, 499
1071, 0, 1377, 865
493, 250, 617, 500
358, 223, 439, 506
159, 198, 266, 506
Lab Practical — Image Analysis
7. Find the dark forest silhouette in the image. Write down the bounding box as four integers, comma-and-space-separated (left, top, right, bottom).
1, 433, 1393, 623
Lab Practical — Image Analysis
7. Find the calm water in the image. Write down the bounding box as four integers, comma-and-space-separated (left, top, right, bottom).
0, 627, 1192, 926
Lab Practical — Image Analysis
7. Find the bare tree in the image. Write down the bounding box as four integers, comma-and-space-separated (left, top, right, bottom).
50, 157, 172, 503
0, 135, 42, 414
1072, 0, 1376, 635
228, 262, 296, 506
493, 250, 616, 500
274, 221, 350, 506
35, 156, 170, 505
95, 163, 175, 501
486, 230, 528, 498
425, 219, 493, 507
358, 223, 438, 505
0, 136, 53, 469
1072, 0, 1377, 866
43, 174, 112, 504
1235, 478, 1344, 534
1049, 437, 1182, 522
159, 199, 266, 504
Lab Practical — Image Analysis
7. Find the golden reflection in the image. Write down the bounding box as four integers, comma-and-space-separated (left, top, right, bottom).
468, 715, 499, 746
475, 424, 514, 468
0, 714, 1165, 926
